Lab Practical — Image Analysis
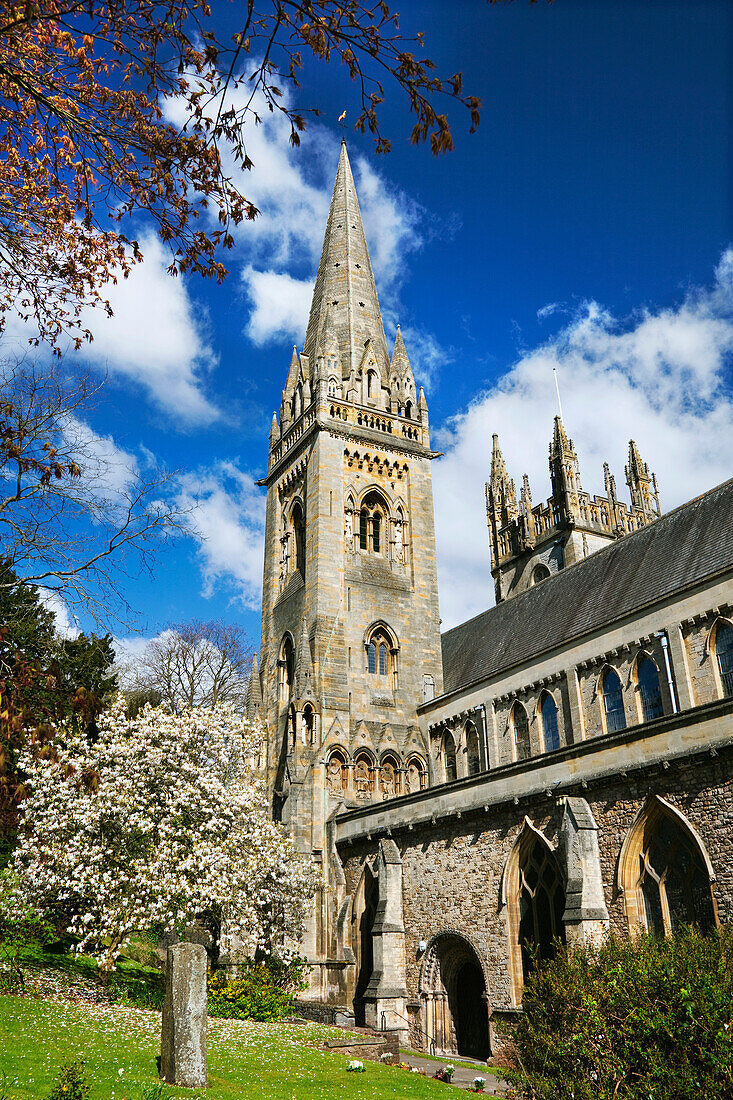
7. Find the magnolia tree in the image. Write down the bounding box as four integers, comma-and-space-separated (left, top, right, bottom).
12, 698, 317, 970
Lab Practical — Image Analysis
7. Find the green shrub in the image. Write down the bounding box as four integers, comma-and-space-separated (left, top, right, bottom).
208, 956, 310, 1022
46, 1060, 90, 1100
502, 927, 733, 1100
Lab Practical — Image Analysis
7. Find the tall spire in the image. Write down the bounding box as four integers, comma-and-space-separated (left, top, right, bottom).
302, 142, 389, 378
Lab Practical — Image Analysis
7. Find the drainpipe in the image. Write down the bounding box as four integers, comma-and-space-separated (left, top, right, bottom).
480, 703, 491, 770
656, 630, 678, 714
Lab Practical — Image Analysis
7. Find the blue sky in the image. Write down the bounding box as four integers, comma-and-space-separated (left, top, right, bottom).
11, 0, 733, 653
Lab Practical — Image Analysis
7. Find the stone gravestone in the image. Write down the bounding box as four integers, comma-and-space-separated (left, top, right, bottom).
160, 942, 208, 1088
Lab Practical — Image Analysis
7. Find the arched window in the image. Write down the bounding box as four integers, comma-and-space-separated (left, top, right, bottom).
517, 836, 565, 979
465, 721, 480, 775
367, 370, 377, 399
637, 655, 664, 722
353, 751, 374, 800
358, 490, 388, 554
540, 693, 560, 752
619, 799, 717, 938
278, 635, 295, 701
366, 626, 394, 680
291, 501, 305, 578
532, 563, 550, 585
327, 377, 338, 397
715, 621, 733, 697
405, 399, 413, 419
444, 731, 457, 781
512, 703, 530, 761
303, 703, 315, 745
602, 667, 626, 733
372, 512, 381, 553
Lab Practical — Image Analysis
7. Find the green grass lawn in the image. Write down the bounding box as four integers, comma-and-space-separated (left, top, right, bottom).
0, 995, 458, 1100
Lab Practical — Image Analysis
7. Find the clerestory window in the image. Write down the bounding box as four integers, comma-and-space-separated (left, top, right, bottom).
715, 621, 733, 698
602, 667, 626, 733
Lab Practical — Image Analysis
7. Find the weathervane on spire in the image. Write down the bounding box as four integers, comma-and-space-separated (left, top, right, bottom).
338, 110, 347, 139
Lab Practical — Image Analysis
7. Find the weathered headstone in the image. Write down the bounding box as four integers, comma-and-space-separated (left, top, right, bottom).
160, 942, 208, 1088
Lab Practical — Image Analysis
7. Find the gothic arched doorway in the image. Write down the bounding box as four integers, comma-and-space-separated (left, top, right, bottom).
352, 866, 377, 1026
420, 933, 490, 1061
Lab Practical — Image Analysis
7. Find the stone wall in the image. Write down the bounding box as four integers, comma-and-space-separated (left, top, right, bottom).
335, 711, 733, 1055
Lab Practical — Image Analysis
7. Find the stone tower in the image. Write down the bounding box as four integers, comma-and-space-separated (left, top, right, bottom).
486, 418, 661, 602
255, 142, 444, 990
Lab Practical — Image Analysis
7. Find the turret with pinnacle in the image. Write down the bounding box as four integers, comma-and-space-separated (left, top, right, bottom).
487, 420, 662, 602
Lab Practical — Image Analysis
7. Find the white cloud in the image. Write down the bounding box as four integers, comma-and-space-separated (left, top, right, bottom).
2, 234, 221, 425
39, 588, 79, 639
76, 234, 220, 424
433, 250, 733, 630
62, 415, 139, 503
243, 268, 314, 347
176, 461, 266, 607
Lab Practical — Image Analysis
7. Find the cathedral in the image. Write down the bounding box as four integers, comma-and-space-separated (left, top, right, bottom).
247, 142, 733, 1059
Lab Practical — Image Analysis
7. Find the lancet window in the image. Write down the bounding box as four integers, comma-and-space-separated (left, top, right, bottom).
602, 667, 626, 733
636, 655, 664, 722
465, 721, 480, 775
443, 730, 458, 782
359, 490, 387, 555
512, 702, 530, 761
715, 620, 733, 697
291, 500, 306, 578
540, 692, 560, 752
365, 624, 395, 683
278, 635, 295, 702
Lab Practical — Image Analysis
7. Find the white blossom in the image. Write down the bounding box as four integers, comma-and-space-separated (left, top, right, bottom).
13, 696, 319, 970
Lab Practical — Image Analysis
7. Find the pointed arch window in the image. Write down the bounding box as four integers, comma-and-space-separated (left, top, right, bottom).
637, 655, 664, 722
517, 837, 565, 979
540, 693, 560, 752
465, 721, 480, 775
291, 501, 305, 578
327, 377, 338, 397
366, 625, 394, 682
602, 667, 626, 733
444, 730, 457, 782
359, 490, 388, 555
621, 802, 717, 938
715, 620, 733, 697
278, 635, 295, 702
512, 702, 530, 761
405, 399, 413, 419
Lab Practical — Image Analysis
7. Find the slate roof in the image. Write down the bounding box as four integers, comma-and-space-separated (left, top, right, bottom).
440, 478, 733, 699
